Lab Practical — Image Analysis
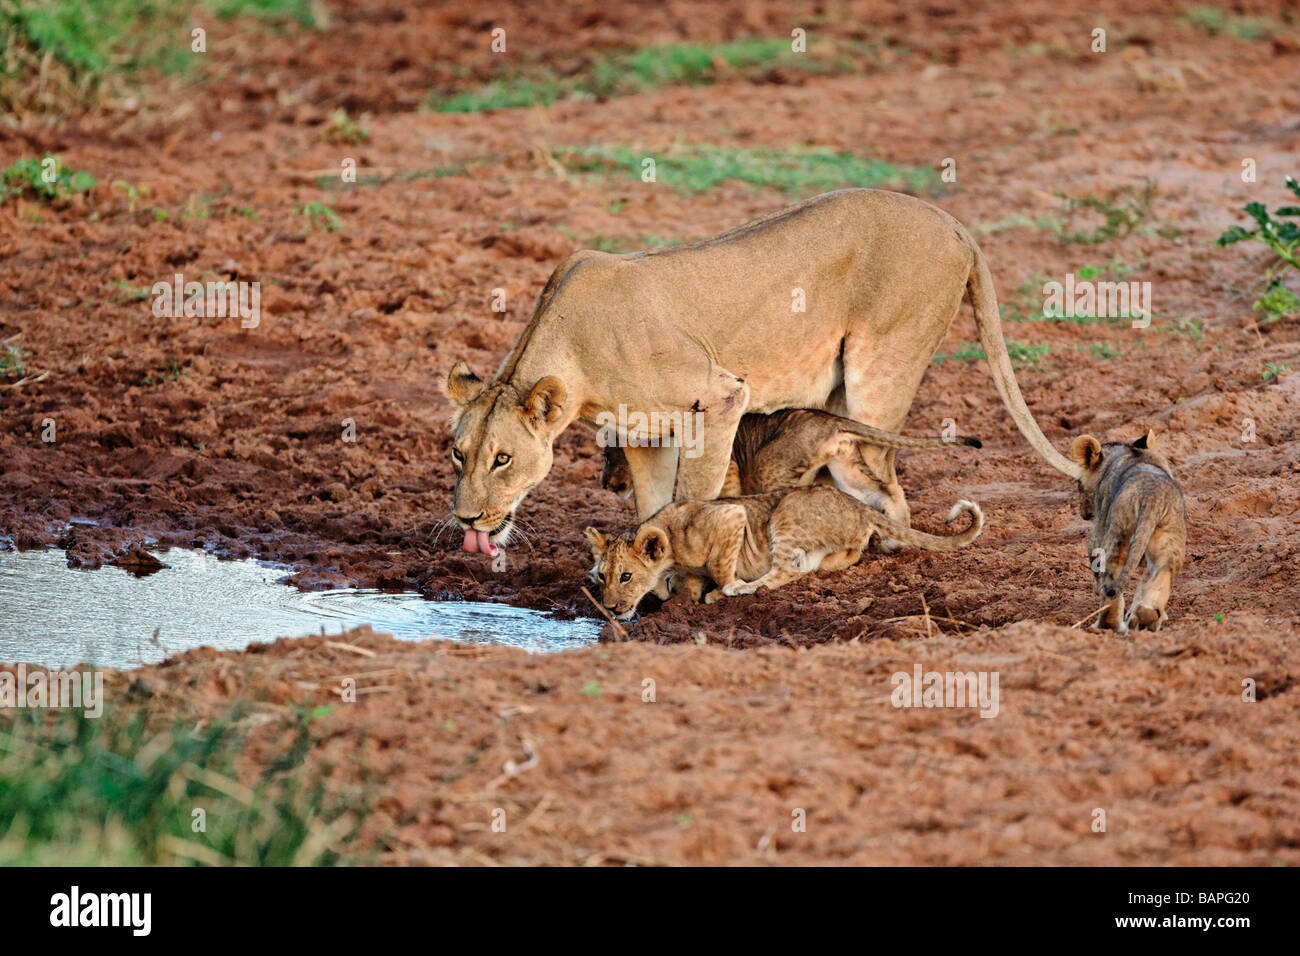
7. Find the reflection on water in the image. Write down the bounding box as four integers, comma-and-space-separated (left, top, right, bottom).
0, 548, 600, 670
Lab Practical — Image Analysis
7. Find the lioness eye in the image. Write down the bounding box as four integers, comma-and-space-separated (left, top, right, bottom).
620, 572, 632, 583
451, 448, 464, 464
493, 453, 511, 468
597, 572, 605, 583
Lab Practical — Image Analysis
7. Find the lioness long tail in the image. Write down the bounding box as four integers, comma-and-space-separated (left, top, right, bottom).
1104, 505, 1162, 600
966, 241, 1081, 480
862, 499, 984, 551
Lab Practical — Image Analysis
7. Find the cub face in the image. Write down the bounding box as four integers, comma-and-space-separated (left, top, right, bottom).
584, 526, 671, 621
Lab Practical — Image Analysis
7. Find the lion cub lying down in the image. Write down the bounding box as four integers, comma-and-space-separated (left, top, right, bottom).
603, 407, 980, 553
1070, 430, 1186, 634
586, 486, 983, 620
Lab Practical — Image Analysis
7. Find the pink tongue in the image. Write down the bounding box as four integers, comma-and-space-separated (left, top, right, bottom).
461, 528, 499, 556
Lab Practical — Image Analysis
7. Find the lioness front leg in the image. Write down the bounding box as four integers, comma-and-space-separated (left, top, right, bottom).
623, 444, 679, 521
673, 369, 749, 502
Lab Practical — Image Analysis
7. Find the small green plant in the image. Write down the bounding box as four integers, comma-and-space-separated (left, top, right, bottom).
325, 109, 368, 145
1053, 181, 1156, 245
141, 358, 185, 386
112, 180, 149, 213
1076, 342, 1120, 360
0, 344, 27, 379
181, 192, 211, 220
297, 201, 341, 232
580, 680, 602, 696
1219, 179, 1300, 324
1181, 6, 1278, 41
0, 155, 96, 203
109, 280, 150, 303
1169, 315, 1207, 341
1254, 284, 1300, 322
1262, 362, 1290, 383
932, 341, 1051, 370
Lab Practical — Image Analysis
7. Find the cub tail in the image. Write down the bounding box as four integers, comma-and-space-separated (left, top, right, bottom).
864, 499, 984, 552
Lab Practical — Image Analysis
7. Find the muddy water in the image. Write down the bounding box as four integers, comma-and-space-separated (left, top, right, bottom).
0, 549, 600, 669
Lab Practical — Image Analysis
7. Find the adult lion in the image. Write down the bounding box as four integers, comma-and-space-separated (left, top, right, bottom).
442, 188, 1079, 554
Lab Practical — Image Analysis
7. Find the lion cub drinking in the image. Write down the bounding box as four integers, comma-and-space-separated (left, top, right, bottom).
602, 407, 980, 555
585, 486, 983, 620
1069, 430, 1186, 634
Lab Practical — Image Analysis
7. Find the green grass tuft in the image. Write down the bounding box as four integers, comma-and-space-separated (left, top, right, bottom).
0, 154, 97, 203
0, 704, 364, 866
555, 144, 938, 198
433, 37, 853, 113
933, 341, 1051, 370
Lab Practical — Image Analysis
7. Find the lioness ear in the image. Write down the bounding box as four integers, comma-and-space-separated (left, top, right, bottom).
1069, 435, 1103, 472
634, 527, 668, 562
583, 526, 607, 556
524, 376, 566, 428
1133, 429, 1156, 450
442, 361, 484, 407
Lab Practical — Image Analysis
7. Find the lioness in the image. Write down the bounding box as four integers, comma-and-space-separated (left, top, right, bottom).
1069, 430, 1187, 634
443, 188, 1078, 553
585, 486, 983, 620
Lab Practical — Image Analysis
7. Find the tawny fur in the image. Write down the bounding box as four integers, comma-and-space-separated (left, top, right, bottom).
442, 189, 1079, 549
602, 407, 980, 560
585, 486, 983, 620
1070, 430, 1187, 635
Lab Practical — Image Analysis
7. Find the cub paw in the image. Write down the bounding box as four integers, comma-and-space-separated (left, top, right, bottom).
1133, 605, 1164, 630
720, 582, 753, 597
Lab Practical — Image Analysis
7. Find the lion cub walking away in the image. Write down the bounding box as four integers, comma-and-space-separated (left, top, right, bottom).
1070, 430, 1187, 634
585, 486, 983, 621
602, 407, 980, 555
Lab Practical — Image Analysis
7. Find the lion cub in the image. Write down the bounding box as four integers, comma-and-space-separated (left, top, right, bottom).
602, 407, 980, 555
1069, 430, 1187, 634
585, 486, 983, 620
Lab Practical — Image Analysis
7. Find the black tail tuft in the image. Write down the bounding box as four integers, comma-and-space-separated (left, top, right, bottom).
966, 437, 983, 449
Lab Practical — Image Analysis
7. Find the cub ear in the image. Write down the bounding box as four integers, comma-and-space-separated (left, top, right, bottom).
634, 526, 669, 562
583, 526, 608, 557
442, 361, 484, 407
1069, 435, 1104, 472
1132, 429, 1156, 450
523, 376, 567, 429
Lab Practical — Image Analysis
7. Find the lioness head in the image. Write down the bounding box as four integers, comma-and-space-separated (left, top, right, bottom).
1069, 429, 1162, 520
584, 526, 671, 620
442, 361, 567, 552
